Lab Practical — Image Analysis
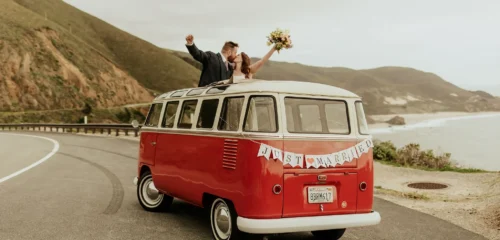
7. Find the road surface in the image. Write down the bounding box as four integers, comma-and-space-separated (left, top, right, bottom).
0, 132, 488, 240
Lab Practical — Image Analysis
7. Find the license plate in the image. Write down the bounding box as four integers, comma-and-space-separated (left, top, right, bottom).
307, 186, 334, 203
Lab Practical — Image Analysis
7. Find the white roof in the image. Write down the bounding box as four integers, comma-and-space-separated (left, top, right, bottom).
157, 79, 360, 100
226, 80, 359, 98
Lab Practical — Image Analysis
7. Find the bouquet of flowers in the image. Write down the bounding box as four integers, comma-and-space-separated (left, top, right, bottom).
266, 28, 293, 53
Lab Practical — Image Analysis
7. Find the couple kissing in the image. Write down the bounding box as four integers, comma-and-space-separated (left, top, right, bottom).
185, 34, 277, 87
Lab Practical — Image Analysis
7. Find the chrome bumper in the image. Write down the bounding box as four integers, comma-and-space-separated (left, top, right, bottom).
237, 211, 381, 234
133, 177, 138, 186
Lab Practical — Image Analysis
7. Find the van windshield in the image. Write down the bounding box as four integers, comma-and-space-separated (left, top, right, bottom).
284, 97, 350, 134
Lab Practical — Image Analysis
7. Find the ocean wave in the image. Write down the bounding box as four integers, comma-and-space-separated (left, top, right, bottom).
369, 113, 500, 135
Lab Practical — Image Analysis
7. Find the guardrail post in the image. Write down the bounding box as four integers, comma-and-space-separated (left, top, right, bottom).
134, 129, 138, 137
108, 129, 111, 135
92, 128, 96, 134
100, 128, 104, 134
115, 129, 119, 136
76, 128, 79, 133
84, 128, 87, 134
125, 129, 129, 136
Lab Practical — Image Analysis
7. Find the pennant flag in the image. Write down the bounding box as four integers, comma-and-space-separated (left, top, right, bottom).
332, 152, 343, 166
339, 150, 350, 163
365, 138, 374, 149
257, 143, 272, 160
305, 155, 316, 168
272, 148, 283, 162
355, 140, 370, 156
316, 156, 328, 168
347, 146, 359, 159
294, 154, 304, 168
283, 151, 294, 166
325, 154, 335, 167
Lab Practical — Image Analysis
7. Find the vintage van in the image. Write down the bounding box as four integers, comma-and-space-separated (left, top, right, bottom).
133, 80, 381, 240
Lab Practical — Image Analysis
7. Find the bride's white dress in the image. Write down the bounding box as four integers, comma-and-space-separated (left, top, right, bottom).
232, 74, 252, 83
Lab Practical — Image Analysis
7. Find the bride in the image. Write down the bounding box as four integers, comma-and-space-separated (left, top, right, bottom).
230, 45, 277, 81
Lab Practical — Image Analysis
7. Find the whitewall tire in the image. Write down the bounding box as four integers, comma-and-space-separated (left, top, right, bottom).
209, 198, 261, 240
137, 170, 173, 212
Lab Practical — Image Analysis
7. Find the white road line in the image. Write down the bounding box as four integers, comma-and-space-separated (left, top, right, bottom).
0, 133, 60, 184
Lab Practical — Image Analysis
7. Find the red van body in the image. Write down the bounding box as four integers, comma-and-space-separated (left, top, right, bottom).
134, 80, 381, 239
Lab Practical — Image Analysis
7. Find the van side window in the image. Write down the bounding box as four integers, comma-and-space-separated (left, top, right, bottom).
218, 96, 244, 131
197, 99, 219, 129
355, 101, 369, 135
161, 101, 179, 128
144, 103, 163, 127
244, 96, 277, 132
178, 100, 198, 129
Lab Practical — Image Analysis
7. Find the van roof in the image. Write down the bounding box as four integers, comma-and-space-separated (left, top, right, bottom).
156, 80, 360, 100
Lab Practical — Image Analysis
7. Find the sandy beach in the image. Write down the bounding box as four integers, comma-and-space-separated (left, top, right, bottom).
369, 111, 500, 239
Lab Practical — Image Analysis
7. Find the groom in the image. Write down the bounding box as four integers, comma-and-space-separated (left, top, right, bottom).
185, 34, 238, 87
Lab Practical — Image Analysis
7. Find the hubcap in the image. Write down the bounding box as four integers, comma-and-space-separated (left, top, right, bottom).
141, 177, 163, 206
214, 202, 231, 239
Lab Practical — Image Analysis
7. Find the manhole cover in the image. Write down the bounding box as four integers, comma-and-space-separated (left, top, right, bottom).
407, 182, 448, 189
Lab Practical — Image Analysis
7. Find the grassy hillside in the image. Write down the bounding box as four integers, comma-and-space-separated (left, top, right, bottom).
13, 0, 201, 92
0, 0, 202, 116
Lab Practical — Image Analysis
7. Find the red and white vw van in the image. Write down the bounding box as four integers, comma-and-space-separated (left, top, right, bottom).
133, 80, 381, 239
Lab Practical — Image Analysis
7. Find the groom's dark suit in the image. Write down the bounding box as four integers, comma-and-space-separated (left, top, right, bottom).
186, 43, 233, 87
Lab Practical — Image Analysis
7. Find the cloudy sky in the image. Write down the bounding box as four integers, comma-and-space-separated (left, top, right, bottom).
64, 0, 499, 89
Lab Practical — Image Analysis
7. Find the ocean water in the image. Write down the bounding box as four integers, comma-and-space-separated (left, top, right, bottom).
369, 113, 500, 171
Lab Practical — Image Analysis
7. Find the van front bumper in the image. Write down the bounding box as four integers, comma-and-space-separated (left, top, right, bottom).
237, 211, 381, 234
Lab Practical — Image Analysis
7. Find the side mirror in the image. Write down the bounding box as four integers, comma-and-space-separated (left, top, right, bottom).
131, 120, 140, 128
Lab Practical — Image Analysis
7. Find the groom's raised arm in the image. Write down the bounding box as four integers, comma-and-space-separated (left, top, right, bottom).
185, 34, 208, 63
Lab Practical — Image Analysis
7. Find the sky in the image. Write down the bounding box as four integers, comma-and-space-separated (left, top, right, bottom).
63, 0, 499, 90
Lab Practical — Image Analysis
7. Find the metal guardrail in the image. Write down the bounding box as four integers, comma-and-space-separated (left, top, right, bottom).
0, 123, 142, 137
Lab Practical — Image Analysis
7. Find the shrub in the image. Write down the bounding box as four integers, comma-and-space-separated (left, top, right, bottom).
396, 143, 452, 169
373, 140, 398, 162
373, 140, 461, 171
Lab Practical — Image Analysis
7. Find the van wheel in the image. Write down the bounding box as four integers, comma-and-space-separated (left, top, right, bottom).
311, 229, 346, 240
137, 170, 172, 212
210, 198, 261, 240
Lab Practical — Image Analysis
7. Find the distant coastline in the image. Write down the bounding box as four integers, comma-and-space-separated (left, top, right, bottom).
368, 111, 500, 134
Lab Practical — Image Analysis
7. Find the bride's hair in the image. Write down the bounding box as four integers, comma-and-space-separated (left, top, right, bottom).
241, 52, 251, 79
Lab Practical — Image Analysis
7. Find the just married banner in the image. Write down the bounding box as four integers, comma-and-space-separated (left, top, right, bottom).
257, 138, 374, 169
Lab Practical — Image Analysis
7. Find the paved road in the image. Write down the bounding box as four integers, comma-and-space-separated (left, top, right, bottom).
0, 132, 488, 240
